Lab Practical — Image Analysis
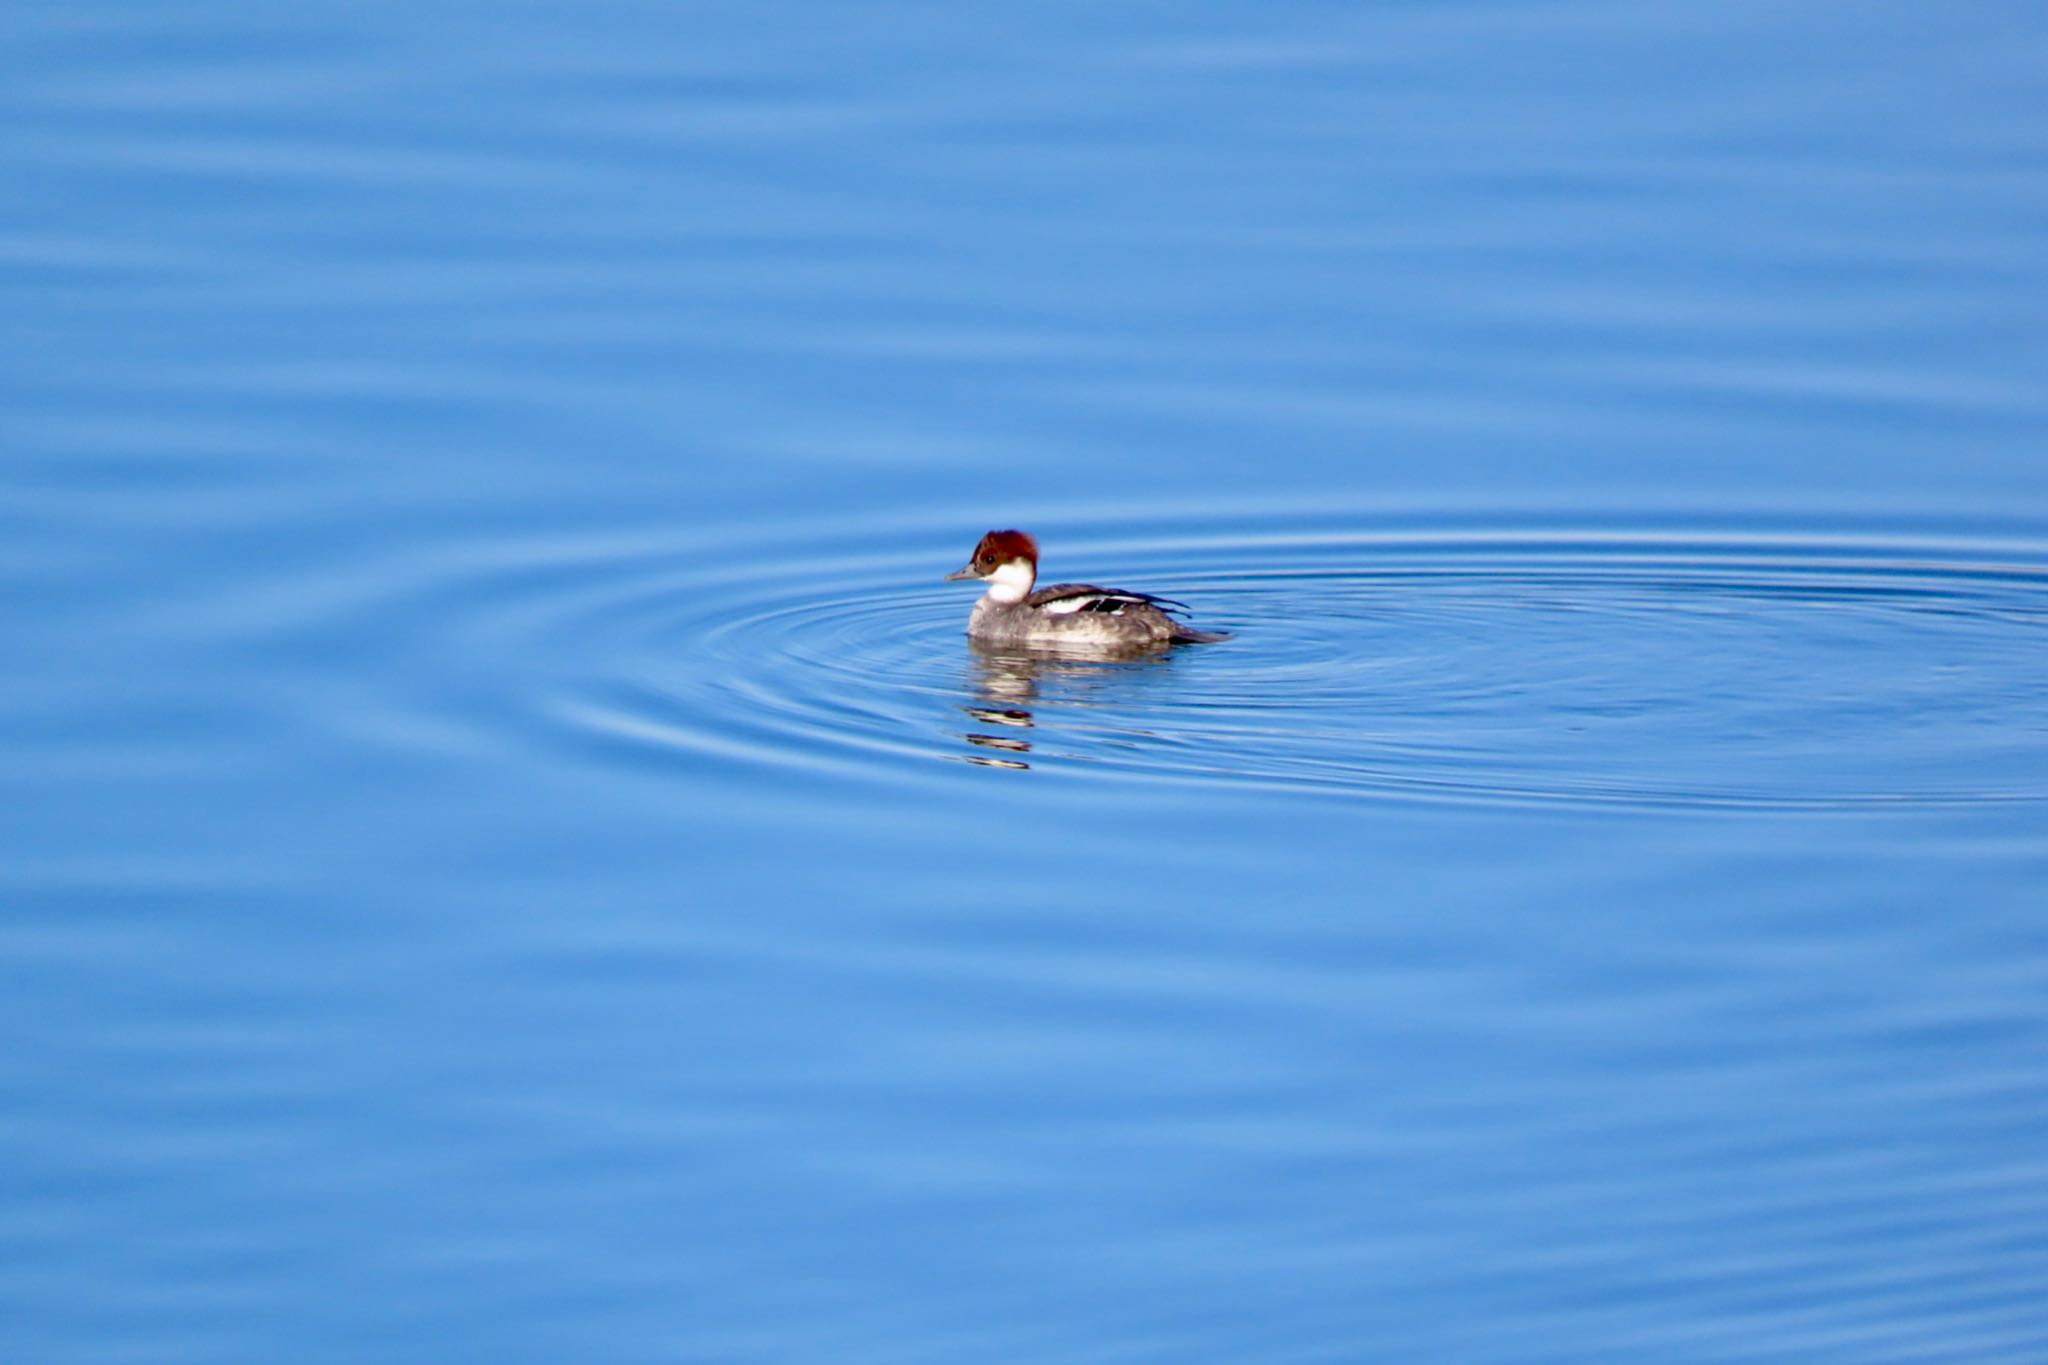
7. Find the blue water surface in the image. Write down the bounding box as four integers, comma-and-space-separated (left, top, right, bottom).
5, 2, 2048, 1362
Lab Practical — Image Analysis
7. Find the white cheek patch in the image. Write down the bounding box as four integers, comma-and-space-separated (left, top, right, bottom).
986, 559, 1035, 604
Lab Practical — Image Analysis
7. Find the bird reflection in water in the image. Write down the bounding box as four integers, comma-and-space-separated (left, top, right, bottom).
955, 639, 1179, 770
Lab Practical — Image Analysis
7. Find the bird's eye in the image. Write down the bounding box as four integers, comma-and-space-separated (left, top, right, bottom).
978, 554, 995, 567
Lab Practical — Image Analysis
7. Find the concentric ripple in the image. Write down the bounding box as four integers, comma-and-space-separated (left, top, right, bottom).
532, 519, 2048, 812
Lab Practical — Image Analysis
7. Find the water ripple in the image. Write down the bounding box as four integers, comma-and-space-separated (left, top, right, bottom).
502, 518, 2048, 813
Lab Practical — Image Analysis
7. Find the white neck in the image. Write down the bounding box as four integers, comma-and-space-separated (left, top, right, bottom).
986, 558, 1035, 604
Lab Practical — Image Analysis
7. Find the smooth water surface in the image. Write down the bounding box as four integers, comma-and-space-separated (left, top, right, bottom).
6, 3, 2048, 1362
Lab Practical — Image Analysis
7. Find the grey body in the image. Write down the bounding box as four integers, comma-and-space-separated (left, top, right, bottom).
968, 583, 1227, 651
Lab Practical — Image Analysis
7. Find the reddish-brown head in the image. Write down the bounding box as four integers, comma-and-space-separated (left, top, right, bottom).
972, 529, 1037, 570
944, 528, 1040, 592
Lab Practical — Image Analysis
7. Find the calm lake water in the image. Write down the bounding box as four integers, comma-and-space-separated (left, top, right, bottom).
6, 2, 2047, 1361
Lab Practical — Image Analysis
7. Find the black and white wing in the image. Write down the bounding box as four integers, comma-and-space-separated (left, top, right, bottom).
1026, 582, 1193, 617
